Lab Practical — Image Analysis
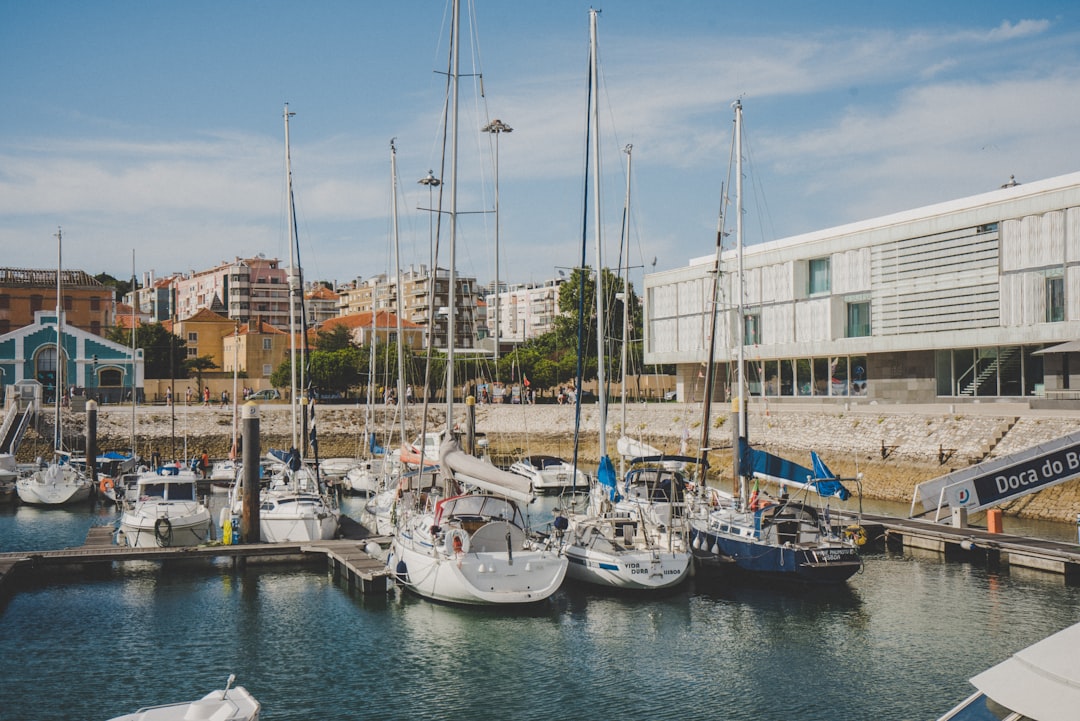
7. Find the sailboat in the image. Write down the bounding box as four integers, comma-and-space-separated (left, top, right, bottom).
16, 228, 92, 506
387, 0, 567, 605
256, 104, 340, 543
688, 101, 861, 583
555, 11, 691, 591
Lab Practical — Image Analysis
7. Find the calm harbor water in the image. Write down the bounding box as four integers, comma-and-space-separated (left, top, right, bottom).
2, 495, 1079, 721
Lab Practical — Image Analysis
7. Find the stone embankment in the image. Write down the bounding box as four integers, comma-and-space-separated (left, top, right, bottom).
24, 399, 1080, 524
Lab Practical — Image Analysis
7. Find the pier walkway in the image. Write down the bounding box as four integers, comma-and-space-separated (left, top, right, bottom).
862, 512, 1080, 580
0, 523, 393, 598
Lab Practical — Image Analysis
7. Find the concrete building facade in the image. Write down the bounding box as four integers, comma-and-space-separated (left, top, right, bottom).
644, 172, 1080, 406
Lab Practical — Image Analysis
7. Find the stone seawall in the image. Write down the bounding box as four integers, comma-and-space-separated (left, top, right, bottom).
25, 400, 1080, 524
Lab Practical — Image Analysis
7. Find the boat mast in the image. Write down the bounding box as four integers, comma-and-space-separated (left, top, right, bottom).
54, 226, 63, 454
589, 8, 607, 458
443, 0, 461, 428
284, 103, 299, 450
619, 143, 632, 477
390, 139, 408, 450
131, 250, 137, 458
697, 181, 724, 484
733, 98, 746, 499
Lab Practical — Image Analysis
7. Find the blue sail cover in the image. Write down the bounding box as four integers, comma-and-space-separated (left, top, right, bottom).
369, 432, 386, 456
597, 455, 619, 502
738, 438, 850, 501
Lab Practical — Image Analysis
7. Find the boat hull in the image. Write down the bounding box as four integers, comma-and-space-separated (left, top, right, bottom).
389, 518, 567, 605
690, 526, 861, 583
120, 507, 213, 548
15, 465, 91, 506
563, 545, 690, 589
259, 492, 339, 542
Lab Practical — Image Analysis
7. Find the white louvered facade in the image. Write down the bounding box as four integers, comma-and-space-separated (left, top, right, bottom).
645, 172, 1080, 403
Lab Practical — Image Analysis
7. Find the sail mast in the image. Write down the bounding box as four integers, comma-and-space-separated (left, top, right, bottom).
589, 8, 607, 458
391, 139, 408, 450
131, 250, 137, 458
733, 99, 746, 497
54, 226, 63, 454
284, 103, 299, 450
445, 0, 460, 427
619, 143, 632, 477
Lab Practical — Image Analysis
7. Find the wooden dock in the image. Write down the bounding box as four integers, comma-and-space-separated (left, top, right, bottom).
863, 512, 1080, 581
0, 523, 394, 598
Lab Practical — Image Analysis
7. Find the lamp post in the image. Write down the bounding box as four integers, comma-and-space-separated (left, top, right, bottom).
482, 118, 512, 362
417, 170, 441, 278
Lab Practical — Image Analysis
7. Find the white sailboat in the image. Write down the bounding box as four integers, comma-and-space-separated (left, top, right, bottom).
554, 11, 691, 591
687, 101, 862, 584
16, 227, 91, 506
256, 104, 339, 543
387, 0, 567, 604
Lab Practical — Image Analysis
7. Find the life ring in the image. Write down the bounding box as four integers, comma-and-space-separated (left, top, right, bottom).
154, 517, 173, 547
99, 477, 114, 495
444, 528, 470, 556
845, 524, 868, 547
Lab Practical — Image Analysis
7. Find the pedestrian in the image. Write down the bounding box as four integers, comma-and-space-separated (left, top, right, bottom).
203, 386, 210, 406
406, 385, 413, 404
185, 387, 193, 405
200, 449, 210, 479
221, 389, 228, 407
165, 387, 172, 406
150, 447, 161, 469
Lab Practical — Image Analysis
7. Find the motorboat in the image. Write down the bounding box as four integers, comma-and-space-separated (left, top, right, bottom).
16, 457, 91, 506
509, 455, 589, 494
0, 453, 18, 503
937, 620, 1080, 721
388, 439, 567, 605
118, 465, 212, 548
107, 674, 260, 721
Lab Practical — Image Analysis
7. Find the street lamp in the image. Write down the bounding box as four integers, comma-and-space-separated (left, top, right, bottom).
418, 170, 442, 276
482, 118, 512, 362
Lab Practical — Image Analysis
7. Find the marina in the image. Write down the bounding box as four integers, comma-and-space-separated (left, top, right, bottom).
1, 493, 1079, 721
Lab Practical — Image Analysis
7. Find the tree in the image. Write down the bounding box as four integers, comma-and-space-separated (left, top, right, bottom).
106, 323, 187, 379
553, 266, 642, 385
96, 272, 135, 301
184, 355, 219, 391
314, 324, 356, 352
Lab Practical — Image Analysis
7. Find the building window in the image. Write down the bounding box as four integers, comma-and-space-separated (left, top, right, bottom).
1046, 277, 1064, 322
90, 321, 101, 336
187, 347, 198, 357
90, 297, 101, 311
846, 301, 871, 337
187, 332, 198, 342
0, 294, 9, 309
743, 313, 760, 345
263, 364, 272, 375
808, 258, 831, 295
30, 294, 43, 312
63, 295, 73, 310
262, 338, 272, 350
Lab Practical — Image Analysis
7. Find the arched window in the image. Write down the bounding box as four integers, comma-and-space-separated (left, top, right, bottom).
35, 346, 62, 402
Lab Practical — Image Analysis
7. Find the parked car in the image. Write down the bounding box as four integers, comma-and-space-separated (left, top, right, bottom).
248, 389, 280, 401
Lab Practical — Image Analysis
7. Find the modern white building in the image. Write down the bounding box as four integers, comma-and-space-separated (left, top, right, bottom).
644, 172, 1080, 406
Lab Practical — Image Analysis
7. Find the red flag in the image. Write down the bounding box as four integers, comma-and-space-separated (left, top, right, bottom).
523, 375, 530, 387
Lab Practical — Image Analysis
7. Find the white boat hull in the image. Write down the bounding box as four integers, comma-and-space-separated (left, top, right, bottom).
561, 513, 691, 590
16, 464, 91, 506
389, 513, 567, 605
259, 492, 339, 542
107, 682, 260, 721
120, 505, 212, 548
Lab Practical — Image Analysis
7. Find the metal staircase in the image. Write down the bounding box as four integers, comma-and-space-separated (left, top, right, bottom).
957, 347, 1020, 397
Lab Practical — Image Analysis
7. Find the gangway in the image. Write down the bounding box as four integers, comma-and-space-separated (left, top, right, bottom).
911, 428, 1080, 521
0, 404, 35, 454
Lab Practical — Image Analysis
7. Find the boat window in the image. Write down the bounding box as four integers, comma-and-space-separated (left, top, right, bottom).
141, 482, 166, 498
168, 482, 197, 501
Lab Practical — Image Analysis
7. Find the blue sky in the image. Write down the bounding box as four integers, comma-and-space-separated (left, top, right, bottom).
3, 1, 1080, 293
